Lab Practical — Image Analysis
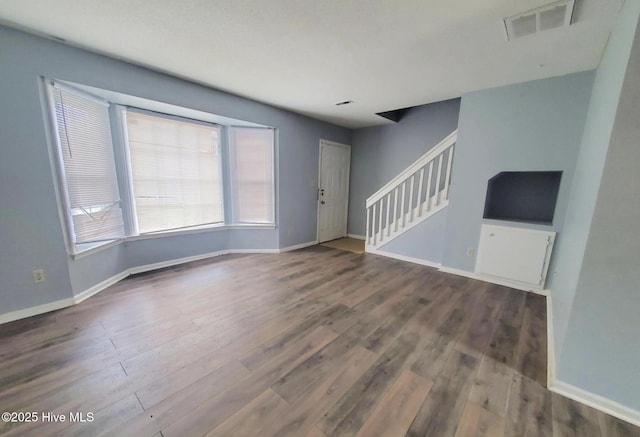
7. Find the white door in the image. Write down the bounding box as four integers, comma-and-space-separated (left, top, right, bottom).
317, 140, 351, 243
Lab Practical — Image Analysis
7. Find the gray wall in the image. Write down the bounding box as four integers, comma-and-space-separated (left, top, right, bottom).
376, 208, 448, 264
0, 59, 75, 311
557, 1, 640, 411
441, 72, 595, 273
549, 0, 640, 362
0, 25, 350, 316
348, 99, 461, 236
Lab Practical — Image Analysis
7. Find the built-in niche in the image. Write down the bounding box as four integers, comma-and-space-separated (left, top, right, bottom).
483, 171, 562, 225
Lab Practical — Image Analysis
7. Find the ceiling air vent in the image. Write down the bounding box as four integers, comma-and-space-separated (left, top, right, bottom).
504, 0, 575, 41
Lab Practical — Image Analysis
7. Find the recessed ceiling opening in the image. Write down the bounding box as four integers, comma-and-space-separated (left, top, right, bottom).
504, 0, 575, 41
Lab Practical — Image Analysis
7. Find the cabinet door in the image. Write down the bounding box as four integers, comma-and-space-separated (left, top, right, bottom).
475, 225, 554, 286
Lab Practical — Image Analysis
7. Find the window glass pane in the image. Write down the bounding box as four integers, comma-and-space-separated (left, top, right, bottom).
125, 111, 223, 233
50, 84, 125, 244
229, 127, 275, 224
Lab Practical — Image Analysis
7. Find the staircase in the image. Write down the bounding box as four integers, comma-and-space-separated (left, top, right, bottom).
365, 130, 457, 250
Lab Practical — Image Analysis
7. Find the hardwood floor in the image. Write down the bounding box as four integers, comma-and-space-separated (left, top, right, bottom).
0, 246, 638, 436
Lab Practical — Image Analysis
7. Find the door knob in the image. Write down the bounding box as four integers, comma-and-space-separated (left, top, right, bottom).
321, 201, 326, 204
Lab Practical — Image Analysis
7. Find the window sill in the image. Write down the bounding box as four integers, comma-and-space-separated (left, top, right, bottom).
72, 239, 123, 260
125, 223, 276, 242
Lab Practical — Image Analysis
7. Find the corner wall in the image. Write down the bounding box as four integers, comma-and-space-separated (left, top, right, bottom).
554, 1, 640, 415
548, 0, 640, 364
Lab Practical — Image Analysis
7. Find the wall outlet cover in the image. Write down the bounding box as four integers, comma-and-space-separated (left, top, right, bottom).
32, 269, 45, 283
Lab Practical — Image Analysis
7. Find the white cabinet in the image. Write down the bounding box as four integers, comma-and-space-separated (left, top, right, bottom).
475, 224, 555, 291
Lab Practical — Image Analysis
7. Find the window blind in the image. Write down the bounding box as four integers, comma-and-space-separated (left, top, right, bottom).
125, 111, 223, 233
50, 84, 125, 244
229, 127, 275, 224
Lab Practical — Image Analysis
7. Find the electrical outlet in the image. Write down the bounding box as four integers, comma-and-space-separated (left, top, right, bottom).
466, 248, 474, 257
32, 269, 45, 283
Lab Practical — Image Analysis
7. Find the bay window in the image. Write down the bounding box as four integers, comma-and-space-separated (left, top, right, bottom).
45, 80, 276, 254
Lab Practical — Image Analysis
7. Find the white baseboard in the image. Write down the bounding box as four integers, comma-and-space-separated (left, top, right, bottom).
347, 233, 366, 240
544, 287, 640, 427
0, 243, 323, 325
128, 250, 227, 275
365, 247, 441, 269
546, 295, 556, 387
228, 248, 280, 254
279, 240, 318, 252
549, 380, 640, 427
0, 297, 76, 325
438, 266, 549, 296
74, 270, 130, 304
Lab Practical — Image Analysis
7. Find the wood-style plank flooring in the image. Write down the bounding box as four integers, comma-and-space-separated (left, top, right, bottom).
0, 246, 638, 436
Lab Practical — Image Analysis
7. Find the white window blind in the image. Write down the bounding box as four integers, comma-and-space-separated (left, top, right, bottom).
125, 111, 223, 234
229, 127, 275, 224
50, 84, 125, 244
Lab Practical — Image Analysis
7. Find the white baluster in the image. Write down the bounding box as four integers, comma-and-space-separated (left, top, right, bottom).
372, 203, 377, 246
408, 174, 415, 222
386, 193, 391, 237
425, 161, 433, 212
366, 206, 371, 245
401, 180, 406, 227
378, 199, 384, 243
417, 167, 425, 218
443, 144, 454, 201
393, 186, 399, 232
435, 153, 444, 206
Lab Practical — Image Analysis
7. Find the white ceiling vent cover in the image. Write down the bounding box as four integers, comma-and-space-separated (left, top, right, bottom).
504, 0, 575, 41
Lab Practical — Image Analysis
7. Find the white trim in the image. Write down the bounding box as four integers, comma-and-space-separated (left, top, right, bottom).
0, 298, 76, 325
347, 234, 366, 240
545, 298, 640, 428
226, 224, 277, 230
435, 264, 640, 428
72, 239, 123, 260
115, 105, 139, 235
549, 381, 640, 428
73, 270, 130, 303
230, 248, 280, 254
1, 243, 327, 325
438, 266, 550, 296
547, 295, 556, 387
366, 247, 441, 269
128, 250, 227, 275
279, 240, 318, 252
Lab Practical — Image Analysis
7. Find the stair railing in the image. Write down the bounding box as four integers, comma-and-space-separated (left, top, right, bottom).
365, 130, 457, 248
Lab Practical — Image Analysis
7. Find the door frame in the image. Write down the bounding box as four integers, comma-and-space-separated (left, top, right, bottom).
317, 139, 351, 243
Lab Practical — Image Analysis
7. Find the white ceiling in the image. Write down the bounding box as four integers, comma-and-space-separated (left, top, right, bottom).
0, 0, 623, 128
